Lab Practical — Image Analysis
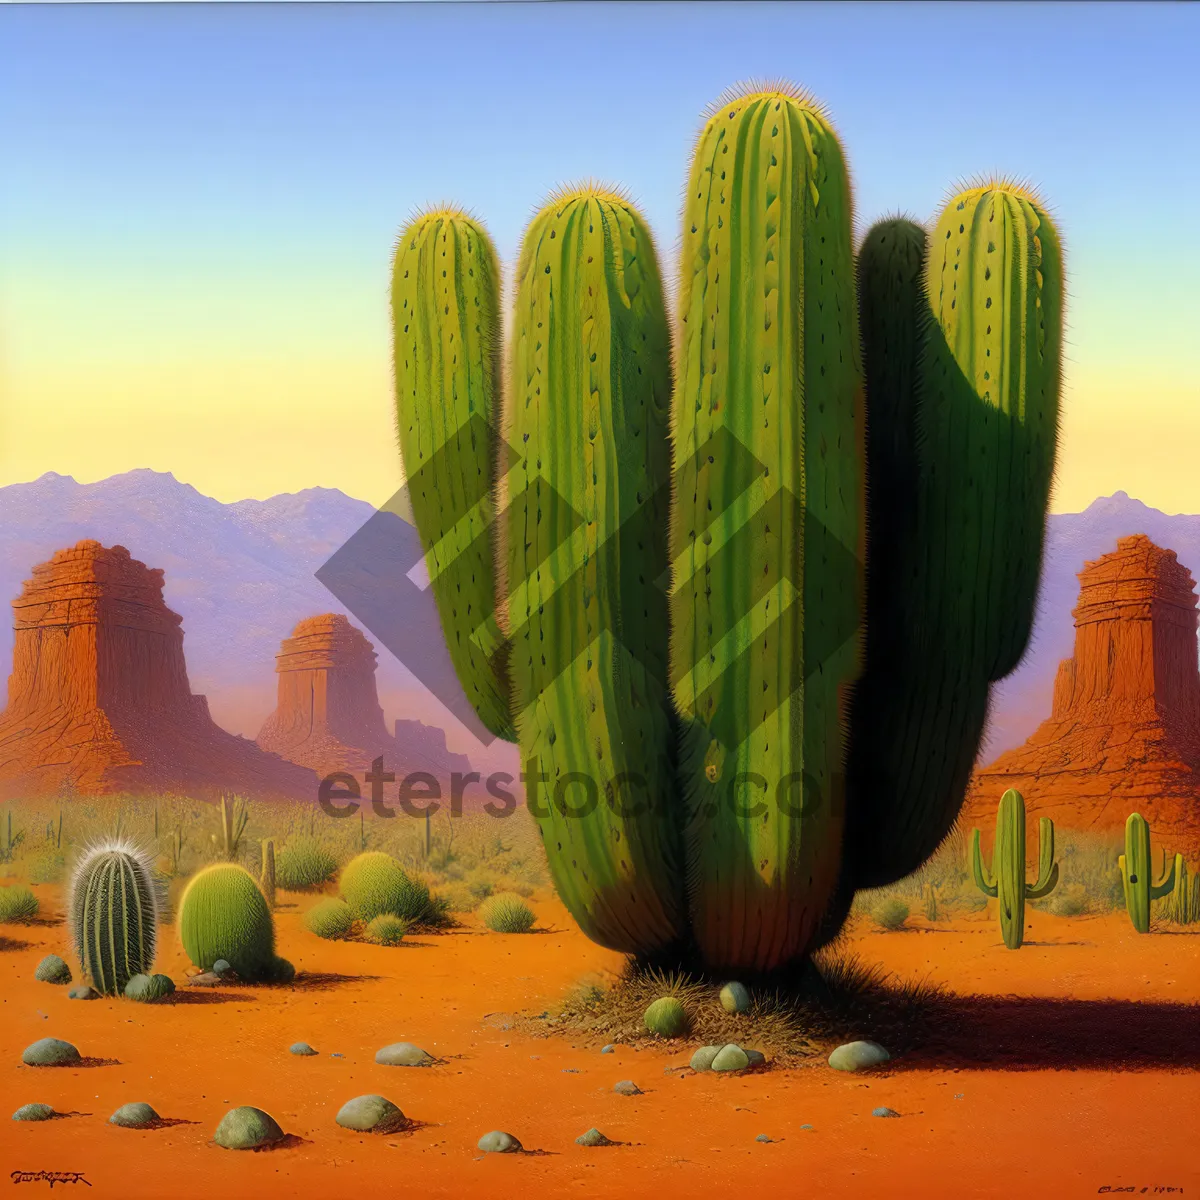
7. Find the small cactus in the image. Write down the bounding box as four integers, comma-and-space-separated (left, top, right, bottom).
0, 885, 39, 923
340, 852, 431, 923
275, 836, 337, 891
304, 898, 354, 940
1119, 813, 1176, 933
643, 996, 687, 1038
478, 891, 535, 933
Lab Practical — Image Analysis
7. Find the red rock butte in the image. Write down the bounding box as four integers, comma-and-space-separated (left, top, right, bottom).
256, 613, 473, 783
0, 540, 318, 801
964, 534, 1200, 853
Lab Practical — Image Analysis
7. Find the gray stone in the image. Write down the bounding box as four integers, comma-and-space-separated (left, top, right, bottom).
374, 1042, 433, 1067
109, 1102, 160, 1128
575, 1127, 614, 1146
477, 1130, 521, 1153
67, 985, 100, 1001
872, 1106, 901, 1118
689, 1045, 721, 1072
186, 972, 224, 988
289, 1042, 318, 1056
612, 1080, 642, 1096
214, 1106, 285, 1149
21, 1038, 81, 1067
34, 955, 71, 985
125, 974, 175, 1003
335, 1094, 406, 1133
600, 1044, 616, 1054
828, 1040, 891, 1073
711, 1044, 750, 1072
800, 1124, 814, 1130
755, 1134, 775, 1143
745, 1049, 766, 1069
12, 1103, 55, 1121
719, 981, 751, 1014
212, 960, 235, 979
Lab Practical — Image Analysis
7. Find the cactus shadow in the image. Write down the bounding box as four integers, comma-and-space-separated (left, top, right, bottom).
0, 934, 31, 951
287, 972, 383, 991
160, 990, 253, 1005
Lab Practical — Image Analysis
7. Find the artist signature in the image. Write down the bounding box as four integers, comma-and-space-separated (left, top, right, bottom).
1098, 1188, 1184, 1195
10, 1171, 91, 1188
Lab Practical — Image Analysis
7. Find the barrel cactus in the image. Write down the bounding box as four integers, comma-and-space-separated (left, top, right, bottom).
67, 840, 158, 995
339, 852, 430, 923
178, 863, 278, 980
274, 836, 337, 891
972, 789, 1058, 949
1119, 813, 1176, 933
393, 82, 1063, 972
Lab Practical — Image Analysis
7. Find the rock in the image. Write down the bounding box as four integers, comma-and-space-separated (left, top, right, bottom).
186, 971, 224, 988
212, 960, 235, 979
21, 1038, 81, 1067
828, 1041, 891, 1073
109, 1102, 160, 1128
575, 1127, 614, 1147
214, 1106, 285, 1150
745, 1049, 766, 1069
800, 1124, 814, 1131
335, 1094, 406, 1133
124, 974, 175, 1003
612, 1080, 642, 1096
643, 996, 687, 1037
872, 1106, 901, 1118
600, 1044, 616, 1054
34, 955, 71, 985
719, 981, 751, 1014
256, 615, 474, 781
12, 1103, 55, 1121
477, 1130, 521, 1153
689, 1045, 722, 1073
375, 1042, 433, 1067
289, 1042, 318, 1056
67, 985, 100, 1001
964, 535, 1200, 855
755, 1134, 775, 1143
711, 1044, 750, 1072
0, 541, 316, 802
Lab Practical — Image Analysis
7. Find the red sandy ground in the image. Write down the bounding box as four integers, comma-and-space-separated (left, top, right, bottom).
2, 886, 1198, 1200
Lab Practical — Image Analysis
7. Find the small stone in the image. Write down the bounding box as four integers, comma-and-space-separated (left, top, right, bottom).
67, 985, 100, 1001
872, 1106, 901, 1118
125, 974, 175, 1003
335, 1094, 406, 1133
212, 959, 235, 979
575, 1127, 614, 1147
600, 1044, 616, 1054
214, 1106, 285, 1150
828, 1040, 891, 1073
186, 971, 224, 988
719, 981, 751, 1014
12, 1103, 55, 1122
613, 1080, 642, 1096
34, 955, 71, 985
689, 1045, 721, 1072
289, 1042, 318, 1056
800, 1124, 814, 1131
375, 1042, 433, 1067
711, 1044, 750, 1072
745, 1049, 766, 1069
477, 1130, 521, 1153
22, 1038, 81, 1067
755, 1134, 775, 1143
109, 1102, 160, 1128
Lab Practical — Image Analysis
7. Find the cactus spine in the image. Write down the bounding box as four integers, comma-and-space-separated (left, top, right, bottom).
506, 186, 684, 954
67, 841, 158, 995
671, 85, 864, 969
1119, 812, 1176, 933
971, 789, 1058, 949
392, 209, 513, 742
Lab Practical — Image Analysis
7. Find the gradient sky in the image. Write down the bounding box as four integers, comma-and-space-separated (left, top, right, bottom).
2, 1, 1197, 512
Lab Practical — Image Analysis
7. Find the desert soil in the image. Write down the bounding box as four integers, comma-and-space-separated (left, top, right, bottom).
2, 885, 1198, 1200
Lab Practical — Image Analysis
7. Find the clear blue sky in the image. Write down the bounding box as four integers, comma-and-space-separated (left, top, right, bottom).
2, 1, 1198, 510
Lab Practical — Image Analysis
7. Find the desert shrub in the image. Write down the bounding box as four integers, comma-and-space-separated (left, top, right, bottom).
872, 898, 910, 931
465, 867, 498, 901
438, 882, 480, 914
479, 891, 535, 933
0, 884, 38, 923
1049, 882, 1090, 917
304, 897, 355, 940
340, 852, 433, 923
23, 851, 66, 885
276, 837, 338, 891
366, 913, 409, 945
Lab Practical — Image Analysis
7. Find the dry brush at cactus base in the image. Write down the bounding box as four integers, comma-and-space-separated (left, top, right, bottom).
393, 81, 1064, 975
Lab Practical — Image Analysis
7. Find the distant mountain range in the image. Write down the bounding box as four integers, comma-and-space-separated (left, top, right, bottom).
1, 471, 1198, 768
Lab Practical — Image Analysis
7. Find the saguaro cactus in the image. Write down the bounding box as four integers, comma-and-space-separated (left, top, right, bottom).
217, 793, 249, 861
1167, 855, 1192, 925
67, 841, 158, 995
1119, 813, 1176, 933
971, 789, 1058, 949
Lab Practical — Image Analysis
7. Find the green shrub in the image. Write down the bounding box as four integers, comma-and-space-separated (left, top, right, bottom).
304, 898, 355, 940
339, 852, 432, 923
465, 868, 498, 901
0, 884, 38, 923
1049, 882, 1090, 917
366, 914, 409, 945
479, 891, 535, 933
872, 898, 910, 931
438, 882, 480, 914
275, 837, 338, 891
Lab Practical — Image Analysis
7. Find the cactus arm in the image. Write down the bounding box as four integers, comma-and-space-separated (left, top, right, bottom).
1151, 852, 1178, 902
1026, 816, 1059, 900
971, 829, 998, 897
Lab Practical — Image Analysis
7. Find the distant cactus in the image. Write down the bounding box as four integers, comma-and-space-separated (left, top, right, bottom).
67, 841, 158, 995
304, 898, 354, 940
1167, 856, 1192, 924
178, 863, 277, 980
339, 852, 431, 923
478, 891, 535, 934
0, 810, 24, 863
1119, 813, 1176, 933
275, 837, 337, 891
260, 839, 276, 910
216, 793, 249, 861
972, 789, 1058, 949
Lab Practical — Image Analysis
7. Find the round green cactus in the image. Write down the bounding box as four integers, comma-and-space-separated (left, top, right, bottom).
304, 898, 354, 940
478, 891, 535, 934
67, 841, 158, 995
274, 836, 337, 891
365, 914, 409, 945
339, 852, 430, 923
643, 996, 687, 1038
178, 863, 276, 980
